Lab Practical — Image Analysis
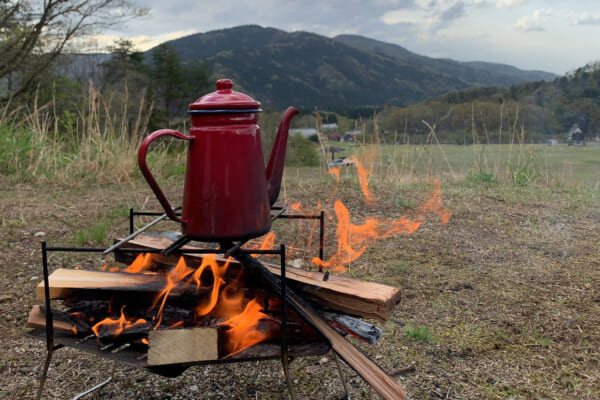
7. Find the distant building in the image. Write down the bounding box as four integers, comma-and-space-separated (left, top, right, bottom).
289, 128, 317, 138
339, 129, 362, 142
321, 123, 339, 131
340, 133, 355, 142
568, 124, 585, 146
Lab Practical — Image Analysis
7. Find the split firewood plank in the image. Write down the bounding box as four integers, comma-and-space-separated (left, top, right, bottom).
117, 235, 401, 321
147, 328, 218, 365
35, 269, 211, 302
27, 305, 83, 334
36, 269, 154, 300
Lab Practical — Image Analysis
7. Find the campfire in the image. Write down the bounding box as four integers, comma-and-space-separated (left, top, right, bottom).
28, 219, 408, 399
28, 169, 450, 399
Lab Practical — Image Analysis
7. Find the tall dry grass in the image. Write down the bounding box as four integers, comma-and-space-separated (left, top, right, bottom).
0, 82, 184, 186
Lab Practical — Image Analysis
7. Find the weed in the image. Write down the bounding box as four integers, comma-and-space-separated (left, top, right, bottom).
392, 263, 410, 273
556, 369, 576, 389
467, 146, 498, 184
404, 325, 436, 344
71, 220, 111, 246
395, 196, 416, 209
507, 153, 539, 186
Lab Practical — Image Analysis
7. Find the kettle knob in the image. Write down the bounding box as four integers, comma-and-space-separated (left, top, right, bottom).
216, 79, 233, 92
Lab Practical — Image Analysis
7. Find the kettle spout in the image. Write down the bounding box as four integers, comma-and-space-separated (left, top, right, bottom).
265, 106, 299, 206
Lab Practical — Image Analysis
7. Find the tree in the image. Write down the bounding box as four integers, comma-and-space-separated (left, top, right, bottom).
150, 43, 209, 127
99, 39, 152, 134
101, 39, 148, 89
0, 0, 147, 101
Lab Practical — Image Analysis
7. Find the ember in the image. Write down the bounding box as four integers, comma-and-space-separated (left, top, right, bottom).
91, 306, 148, 338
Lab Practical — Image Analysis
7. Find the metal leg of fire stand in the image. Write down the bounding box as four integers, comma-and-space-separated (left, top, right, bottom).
333, 351, 351, 400
36, 347, 53, 400
129, 207, 135, 234
278, 245, 297, 400
36, 241, 54, 400
318, 210, 324, 272
162, 235, 192, 255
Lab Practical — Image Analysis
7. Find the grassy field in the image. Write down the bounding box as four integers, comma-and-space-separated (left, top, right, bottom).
0, 117, 599, 399
342, 142, 600, 189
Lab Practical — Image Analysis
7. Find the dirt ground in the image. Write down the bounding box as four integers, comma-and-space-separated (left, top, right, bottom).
1, 177, 599, 399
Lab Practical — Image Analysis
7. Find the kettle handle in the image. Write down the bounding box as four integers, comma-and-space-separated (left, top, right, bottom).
138, 129, 193, 224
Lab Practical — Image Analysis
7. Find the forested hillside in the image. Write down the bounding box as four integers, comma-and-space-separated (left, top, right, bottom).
376, 63, 600, 143
145, 25, 555, 109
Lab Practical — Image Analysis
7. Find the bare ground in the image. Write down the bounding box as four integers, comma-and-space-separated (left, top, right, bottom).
1, 177, 599, 399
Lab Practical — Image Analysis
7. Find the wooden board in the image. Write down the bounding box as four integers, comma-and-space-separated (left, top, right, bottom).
117, 235, 401, 321
148, 328, 219, 365
27, 305, 79, 334
35, 269, 156, 300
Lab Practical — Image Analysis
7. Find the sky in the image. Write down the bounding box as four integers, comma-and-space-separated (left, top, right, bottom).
100, 0, 600, 75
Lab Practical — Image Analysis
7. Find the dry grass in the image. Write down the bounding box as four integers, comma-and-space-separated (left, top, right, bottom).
1, 163, 599, 399
1, 102, 599, 399
0, 84, 187, 186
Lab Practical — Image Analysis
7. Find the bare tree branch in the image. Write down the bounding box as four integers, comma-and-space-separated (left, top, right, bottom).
0, 0, 148, 101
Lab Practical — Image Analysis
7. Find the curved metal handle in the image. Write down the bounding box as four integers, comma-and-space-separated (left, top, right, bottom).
138, 129, 193, 223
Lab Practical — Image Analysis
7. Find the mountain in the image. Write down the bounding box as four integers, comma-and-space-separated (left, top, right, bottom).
334, 35, 556, 87
145, 25, 556, 109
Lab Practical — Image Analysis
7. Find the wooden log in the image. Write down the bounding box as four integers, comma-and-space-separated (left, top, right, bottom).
116, 235, 401, 321
35, 268, 212, 303
319, 311, 382, 345
147, 328, 219, 365
27, 305, 88, 335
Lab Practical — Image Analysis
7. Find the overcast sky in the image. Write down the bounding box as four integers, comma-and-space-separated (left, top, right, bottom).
100, 0, 600, 75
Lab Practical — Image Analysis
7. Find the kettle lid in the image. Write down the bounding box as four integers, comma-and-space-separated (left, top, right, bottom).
188, 79, 261, 113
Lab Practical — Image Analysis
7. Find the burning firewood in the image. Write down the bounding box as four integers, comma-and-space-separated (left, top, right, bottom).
30, 235, 406, 399
114, 235, 402, 321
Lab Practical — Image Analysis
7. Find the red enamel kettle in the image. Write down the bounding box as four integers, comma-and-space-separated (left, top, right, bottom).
138, 79, 298, 242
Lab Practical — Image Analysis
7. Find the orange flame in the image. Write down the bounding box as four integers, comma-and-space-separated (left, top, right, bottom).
328, 167, 341, 181
259, 232, 276, 251
291, 202, 302, 212
347, 155, 375, 204
312, 178, 450, 272
125, 253, 155, 273
152, 257, 194, 329
192, 255, 230, 317
219, 298, 274, 357
91, 306, 147, 338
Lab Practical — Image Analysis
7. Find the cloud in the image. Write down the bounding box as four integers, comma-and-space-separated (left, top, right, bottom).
380, 0, 469, 32
514, 9, 550, 31
441, 2, 466, 20
496, 0, 526, 7
90, 30, 197, 51
576, 12, 600, 25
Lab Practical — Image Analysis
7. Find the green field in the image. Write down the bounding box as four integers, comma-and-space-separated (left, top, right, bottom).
335, 142, 600, 189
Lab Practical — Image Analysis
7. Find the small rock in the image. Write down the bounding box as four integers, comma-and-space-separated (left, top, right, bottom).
319, 357, 329, 365
30, 276, 39, 281
189, 385, 199, 392
34, 231, 46, 237
0, 295, 13, 304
